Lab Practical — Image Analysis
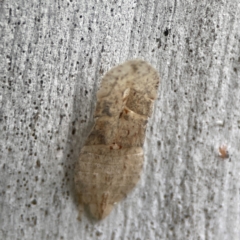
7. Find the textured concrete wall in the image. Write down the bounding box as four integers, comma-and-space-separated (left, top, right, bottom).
0, 1, 240, 239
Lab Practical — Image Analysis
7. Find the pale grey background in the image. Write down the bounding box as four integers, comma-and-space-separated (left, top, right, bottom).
0, 1, 240, 240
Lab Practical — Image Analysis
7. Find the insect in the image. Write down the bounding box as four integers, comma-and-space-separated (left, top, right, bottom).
74, 59, 160, 219
218, 145, 229, 159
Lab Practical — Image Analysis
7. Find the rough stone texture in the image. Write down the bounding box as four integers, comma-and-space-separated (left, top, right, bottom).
0, 1, 240, 240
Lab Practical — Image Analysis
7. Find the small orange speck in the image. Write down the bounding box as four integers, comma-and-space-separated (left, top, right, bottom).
218, 145, 229, 159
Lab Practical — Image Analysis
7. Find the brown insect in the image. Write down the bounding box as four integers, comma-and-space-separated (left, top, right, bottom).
218, 145, 229, 159
74, 59, 160, 219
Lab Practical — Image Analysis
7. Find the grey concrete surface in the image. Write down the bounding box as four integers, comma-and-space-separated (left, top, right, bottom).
0, 1, 240, 239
